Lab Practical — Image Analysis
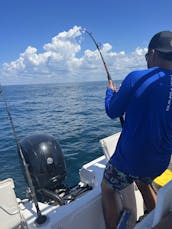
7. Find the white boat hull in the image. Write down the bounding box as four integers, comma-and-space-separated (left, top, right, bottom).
1, 132, 172, 229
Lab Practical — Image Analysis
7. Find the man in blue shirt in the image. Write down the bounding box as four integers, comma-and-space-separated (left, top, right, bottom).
101, 31, 172, 229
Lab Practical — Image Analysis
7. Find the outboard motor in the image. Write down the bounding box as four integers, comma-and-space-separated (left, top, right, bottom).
20, 133, 66, 202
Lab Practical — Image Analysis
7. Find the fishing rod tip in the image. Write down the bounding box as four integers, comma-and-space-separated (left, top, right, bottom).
80, 27, 86, 34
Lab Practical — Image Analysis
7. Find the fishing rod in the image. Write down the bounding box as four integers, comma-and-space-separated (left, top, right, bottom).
82, 28, 112, 81
82, 28, 124, 127
0, 83, 47, 225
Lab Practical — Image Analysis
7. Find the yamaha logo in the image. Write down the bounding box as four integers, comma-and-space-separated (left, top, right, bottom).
47, 157, 53, 164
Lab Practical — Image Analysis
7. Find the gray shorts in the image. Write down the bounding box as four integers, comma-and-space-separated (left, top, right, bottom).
103, 160, 154, 191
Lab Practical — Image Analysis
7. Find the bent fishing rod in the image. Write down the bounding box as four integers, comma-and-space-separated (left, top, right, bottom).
0, 84, 47, 225
82, 28, 124, 127
82, 28, 112, 81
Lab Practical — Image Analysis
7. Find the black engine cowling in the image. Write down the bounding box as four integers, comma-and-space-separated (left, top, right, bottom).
20, 133, 66, 191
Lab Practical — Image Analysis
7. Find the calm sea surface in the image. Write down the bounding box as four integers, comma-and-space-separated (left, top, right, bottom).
0, 81, 122, 198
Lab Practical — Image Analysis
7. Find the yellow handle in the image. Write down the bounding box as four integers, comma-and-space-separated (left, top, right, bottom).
154, 169, 172, 187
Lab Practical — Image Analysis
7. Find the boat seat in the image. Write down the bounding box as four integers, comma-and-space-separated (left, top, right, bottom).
134, 180, 172, 229
0, 178, 28, 229
99, 132, 121, 161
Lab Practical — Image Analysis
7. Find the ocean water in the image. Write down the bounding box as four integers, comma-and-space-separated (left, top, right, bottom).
0, 81, 122, 198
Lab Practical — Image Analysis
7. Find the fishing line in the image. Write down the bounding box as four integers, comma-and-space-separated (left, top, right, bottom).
81, 28, 124, 127
0, 83, 47, 225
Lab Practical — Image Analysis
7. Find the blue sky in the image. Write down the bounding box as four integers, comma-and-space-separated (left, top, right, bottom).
0, 0, 172, 85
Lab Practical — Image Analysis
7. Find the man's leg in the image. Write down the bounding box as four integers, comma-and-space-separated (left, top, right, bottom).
101, 161, 133, 228
101, 179, 120, 229
136, 181, 157, 212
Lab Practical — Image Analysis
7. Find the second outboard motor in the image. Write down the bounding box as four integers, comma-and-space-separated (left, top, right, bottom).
20, 133, 66, 195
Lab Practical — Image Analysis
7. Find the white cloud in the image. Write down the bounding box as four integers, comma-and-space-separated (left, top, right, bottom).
0, 25, 148, 85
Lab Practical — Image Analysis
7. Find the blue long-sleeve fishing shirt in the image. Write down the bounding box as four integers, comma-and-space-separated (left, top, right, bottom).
105, 67, 172, 177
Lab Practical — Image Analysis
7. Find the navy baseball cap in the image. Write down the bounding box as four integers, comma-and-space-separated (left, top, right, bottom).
148, 31, 172, 54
